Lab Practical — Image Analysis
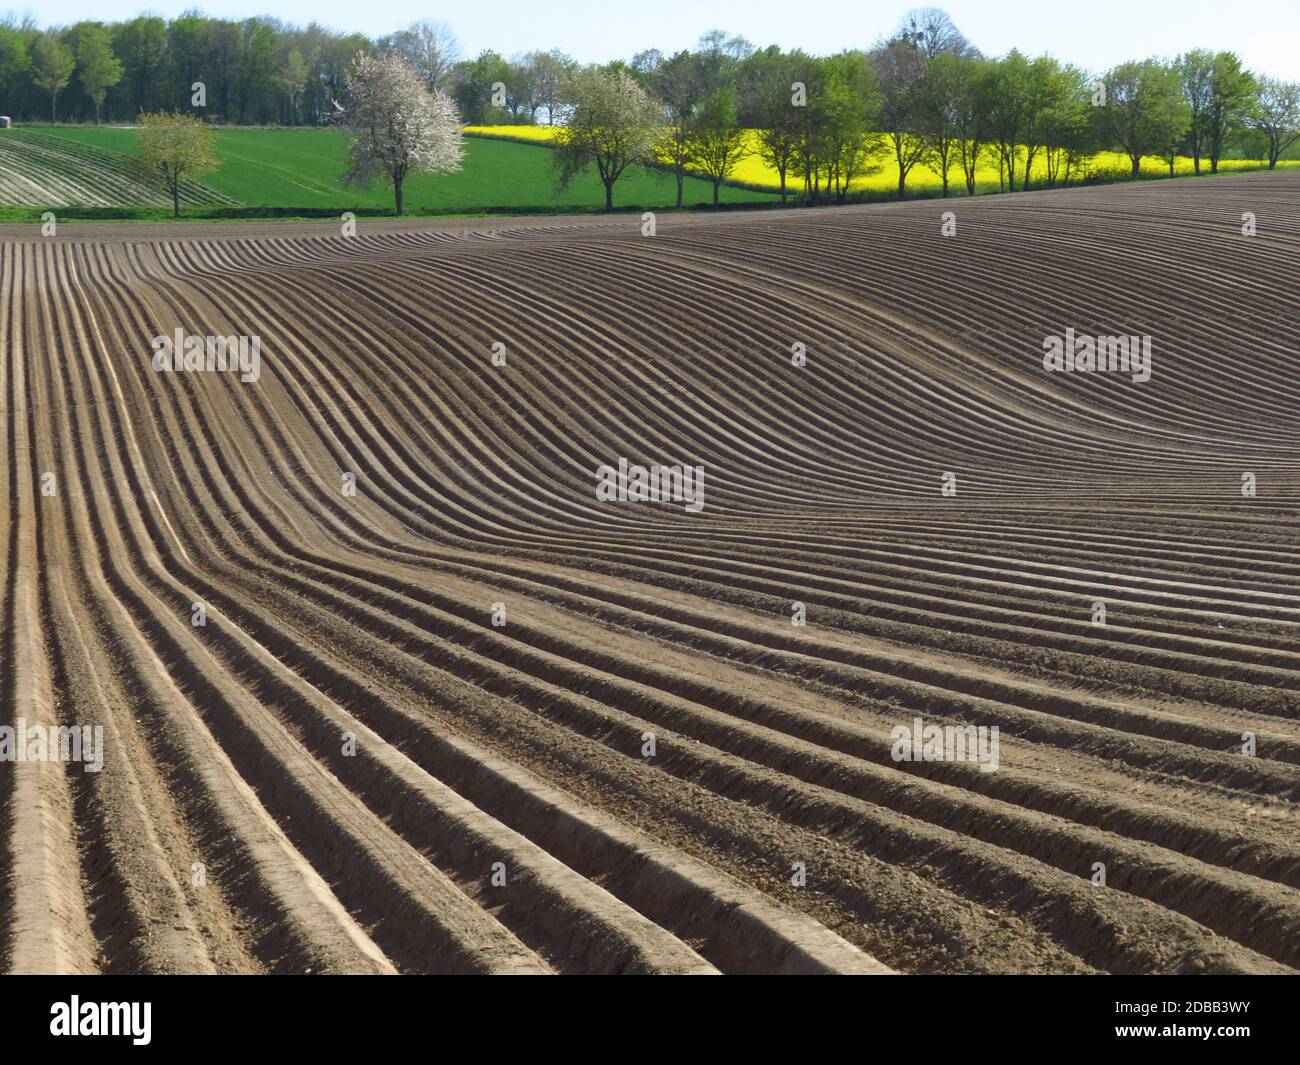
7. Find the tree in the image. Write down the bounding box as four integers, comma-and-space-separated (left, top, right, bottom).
509, 50, 575, 125
648, 50, 702, 208
453, 50, 511, 124
981, 51, 1036, 192
0, 24, 31, 109
236, 19, 278, 123
206, 19, 242, 122
1249, 77, 1300, 170
501, 56, 534, 122
915, 51, 968, 195
687, 85, 749, 205
786, 53, 881, 205
114, 16, 167, 114
629, 48, 664, 81
551, 68, 661, 211
1176, 50, 1215, 173
1158, 118, 1186, 176
1040, 65, 1094, 187
871, 37, 928, 198
895, 8, 977, 59
381, 20, 460, 92
512, 51, 545, 123
739, 47, 803, 203
278, 49, 311, 125
1017, 56, 1071, 191
532, 51, 571, 125
790, 57, 830, 203
337, 52, 464, 216
949, 56, 991, 195
166, 13, 208, 113
1097, 60, 1187, 179
32, 32, 75, 123
816, 51, 882, 203
1204, 53, 1256, 173
137, 112, 218, 218
697, 28, 753, 69
74, 24, 122, 124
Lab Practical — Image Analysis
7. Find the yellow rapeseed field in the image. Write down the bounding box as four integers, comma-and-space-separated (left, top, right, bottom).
466, 125, 1298, 195
466, 125, 559, 145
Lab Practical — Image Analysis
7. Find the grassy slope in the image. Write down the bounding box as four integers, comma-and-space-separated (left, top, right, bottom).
13, 126, 778, 220
9, 123, 1289, 223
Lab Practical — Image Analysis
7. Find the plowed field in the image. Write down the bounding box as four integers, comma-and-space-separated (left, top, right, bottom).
2, 171, 1298, 974
0, 129, 238, 209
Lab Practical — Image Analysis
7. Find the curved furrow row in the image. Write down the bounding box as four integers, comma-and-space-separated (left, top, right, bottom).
3, 171, 1298, 974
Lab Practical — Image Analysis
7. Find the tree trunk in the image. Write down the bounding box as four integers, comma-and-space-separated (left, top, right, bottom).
172, 181, 180, 219
675, 165, 683, 209
779, 167, 787, 204
51, 94, 57, 123
604, 179, 613, 211
897, 168, 906, 199
712, 178, 720, 206
394, 174, 404, 215
1131, 155, 1141, 180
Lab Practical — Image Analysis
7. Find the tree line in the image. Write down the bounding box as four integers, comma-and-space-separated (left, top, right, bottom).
3, 7, 1297, 212
0, 11, 545, 127
563, 11, 1300, 208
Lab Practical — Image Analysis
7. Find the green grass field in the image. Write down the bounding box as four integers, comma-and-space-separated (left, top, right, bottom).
2, 126, 779, 221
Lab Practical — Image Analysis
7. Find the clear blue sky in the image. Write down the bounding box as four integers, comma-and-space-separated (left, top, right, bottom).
19, 0, 1300, 79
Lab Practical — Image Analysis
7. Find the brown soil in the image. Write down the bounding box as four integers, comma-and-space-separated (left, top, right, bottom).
2, 173, 1298, 974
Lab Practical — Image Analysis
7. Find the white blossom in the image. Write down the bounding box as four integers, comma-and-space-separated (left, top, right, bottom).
337, 52, 464, 214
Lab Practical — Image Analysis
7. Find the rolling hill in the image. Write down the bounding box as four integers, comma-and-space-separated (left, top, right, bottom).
0, 126, 780, 220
